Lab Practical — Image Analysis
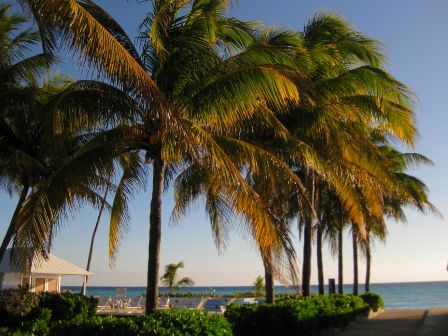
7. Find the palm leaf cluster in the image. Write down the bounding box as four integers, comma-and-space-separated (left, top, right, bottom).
0, 0, 437, 313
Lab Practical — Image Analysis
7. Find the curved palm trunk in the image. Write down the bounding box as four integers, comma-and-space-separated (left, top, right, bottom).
81, 187, 109, 295
316, 225, 324, 295
352, 226, 358, 295
302, 216, 312, 297
47, 226, 53, 253
146, 157, 165, 313
337, 223, 343, 294
262, 253, 275, 304
365, 236, 371, 293
0, 184, 30, 262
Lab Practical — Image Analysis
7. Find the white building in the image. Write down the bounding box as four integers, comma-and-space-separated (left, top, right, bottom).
0, 249, 91, 293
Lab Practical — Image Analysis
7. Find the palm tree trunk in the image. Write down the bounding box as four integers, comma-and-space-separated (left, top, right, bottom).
47, 225, 53, 253
81, 187, 109, 295
316, 225, 324, 295
365, 235, 371, 293
337, 222, 343, 294
302, 174, 315, 297
0, 183, 30, 262
262, 253, 275, 304
302, 216, 312, 297
146, 156, 165, 313
352, 226, 358, 295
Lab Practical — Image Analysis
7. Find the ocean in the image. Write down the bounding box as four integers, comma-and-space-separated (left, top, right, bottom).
63, 281, 448, 309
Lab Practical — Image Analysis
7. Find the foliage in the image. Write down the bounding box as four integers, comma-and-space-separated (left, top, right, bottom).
0, 289, 40, 327
50, 310, 232, 336
139, 309, 232, 336
36, 292, 97, 322
21, 308, 52, 336
160, 262, 194, 295
225, 294, 368, 336
361, 292, 384, 312
50, 316, 139, 336
253, 276, 265, 297
275, 293, 302, 302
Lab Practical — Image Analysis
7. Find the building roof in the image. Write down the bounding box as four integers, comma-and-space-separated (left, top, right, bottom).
0, 249, 92, 276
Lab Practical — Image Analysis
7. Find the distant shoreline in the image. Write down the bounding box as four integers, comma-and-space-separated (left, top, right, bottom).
63, 280, 448, 288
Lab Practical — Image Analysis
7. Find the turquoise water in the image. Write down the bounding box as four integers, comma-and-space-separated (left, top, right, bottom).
63, 281, 448, 309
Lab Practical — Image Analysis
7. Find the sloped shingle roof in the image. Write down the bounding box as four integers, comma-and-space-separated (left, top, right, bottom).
0, 249, 92, 276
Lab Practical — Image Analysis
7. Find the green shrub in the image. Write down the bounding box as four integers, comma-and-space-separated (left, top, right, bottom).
50, 316, 139, 336
0, 289, 40, 328
139, 309, 232, 336
21, 308, 52, 336
37, 292, 97, 322
361, 292, 384, 312
275, 293, 302, 302
50, 310, 232, 336
225, 294, 368, 336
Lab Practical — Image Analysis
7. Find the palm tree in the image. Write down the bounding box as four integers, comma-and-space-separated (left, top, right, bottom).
253, 276, 265, 297
0, 3, 54, 261
359, 144, 439, 293
278, 13, 420, 297
351, 223, 359, 295
160, 261, 194, 296
18, 0, 303, 313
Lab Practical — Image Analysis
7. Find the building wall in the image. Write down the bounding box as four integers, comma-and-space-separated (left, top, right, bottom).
0, 273, 21, 290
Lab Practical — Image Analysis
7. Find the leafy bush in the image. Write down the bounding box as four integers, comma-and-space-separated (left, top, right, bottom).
0, 289, 40, 327
361, 292, 384, 312
50, 316, 139, 336
22, 308, 52, 336
36, 292, 97, 322
50, 310, 232, 336
275, 293, 302, 302
225, 294, 368, 336
139, 309, 232, 335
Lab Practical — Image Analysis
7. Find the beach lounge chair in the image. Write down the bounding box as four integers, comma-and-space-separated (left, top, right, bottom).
113, 297, 131, 310
169, 297, 203, 310
233, 297, 257, 305
96, 296, 112, 311
126, 296, 144, 312
157, 297, 170, 309
202, 298, 234, 313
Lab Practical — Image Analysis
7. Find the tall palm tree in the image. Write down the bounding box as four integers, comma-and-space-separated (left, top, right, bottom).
277, 13, 418, 297
160, 261, 194, 296
253, 275, 265, 297
359, 144, 439, 293
0, 3, 54, 261
18, 0, 304, 312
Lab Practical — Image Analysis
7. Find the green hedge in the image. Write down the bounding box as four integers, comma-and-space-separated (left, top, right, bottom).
51, 310, 232, 336
225, 294, 369, 336
0, 290, 97, 334
361, 292, 384, 312
36, 292, 97, 322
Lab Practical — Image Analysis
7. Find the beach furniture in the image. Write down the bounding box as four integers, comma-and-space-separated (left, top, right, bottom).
202, 298, 234, 313
169, 297, 203, 309
157, 297, 170, 309
96, 296, 113, 311
233, 297, 257, 305
126, 296, 144, 312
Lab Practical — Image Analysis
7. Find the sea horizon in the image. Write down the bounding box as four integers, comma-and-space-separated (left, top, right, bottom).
63, 280, 448, 310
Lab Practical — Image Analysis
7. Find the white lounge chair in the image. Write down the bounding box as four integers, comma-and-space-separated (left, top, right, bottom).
96, 296, 113, 311
126, 296, 144, 312
233, 297, 257, 305
169, 297, 203, 310
203, 298, 234, 313
157, 297, 170, 309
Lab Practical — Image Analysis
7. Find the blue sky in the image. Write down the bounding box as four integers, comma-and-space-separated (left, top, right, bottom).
1, 0, 447, 287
